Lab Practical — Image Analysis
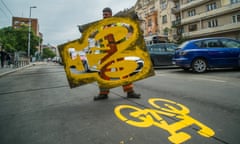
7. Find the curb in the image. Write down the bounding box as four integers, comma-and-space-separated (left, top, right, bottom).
0, 64, 34, 78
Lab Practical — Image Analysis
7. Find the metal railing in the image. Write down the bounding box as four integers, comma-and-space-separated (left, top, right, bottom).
1, 58, 30, 68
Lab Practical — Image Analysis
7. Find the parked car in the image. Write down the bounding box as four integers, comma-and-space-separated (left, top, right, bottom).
69, 48, 89, 72
147, 43, 178, 66
172, 37, 240, 73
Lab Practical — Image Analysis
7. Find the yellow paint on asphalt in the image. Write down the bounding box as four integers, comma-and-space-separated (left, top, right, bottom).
114, 98, 215, 144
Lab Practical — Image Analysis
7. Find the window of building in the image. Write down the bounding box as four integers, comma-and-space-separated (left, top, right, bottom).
188, 24, 197, 32
232, 14, 240, 23
14, 21, 19, 25
162, 15, 167, 24
208, 19, 218, 28
188, 9, 196, 17
144, 10, 148, 17
148, 19, 152, 27
160, 0, 167, 9
163, 28, 169, 36
163, 31, 168, 36
143, 0, 150, 5
150, 6, 155, 12
177, 28, 183, 35
206, 2, 217, 11
231, 0, 240, 4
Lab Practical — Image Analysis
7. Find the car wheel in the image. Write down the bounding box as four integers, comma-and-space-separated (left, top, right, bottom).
191, 58, 207, 73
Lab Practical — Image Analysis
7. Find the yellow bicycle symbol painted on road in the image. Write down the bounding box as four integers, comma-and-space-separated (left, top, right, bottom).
114, 98, 215, 144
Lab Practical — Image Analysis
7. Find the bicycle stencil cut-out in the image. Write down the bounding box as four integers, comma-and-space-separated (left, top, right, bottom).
58, 17, 154, 88
114, 98, 215, 144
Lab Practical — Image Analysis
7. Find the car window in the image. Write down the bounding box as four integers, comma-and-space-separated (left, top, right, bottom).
200, 40, 222, 48
147, 45, 158, 52
194, 41, 202, 48
147, 44, 163, 52
153, 47, 165, 52
151, 48, 159, 52
221, 39, 240, 48
147, 43, 177, 52
166, 44, 177, 52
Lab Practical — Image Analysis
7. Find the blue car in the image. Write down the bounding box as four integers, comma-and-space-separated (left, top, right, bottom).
172, 37, 240, 73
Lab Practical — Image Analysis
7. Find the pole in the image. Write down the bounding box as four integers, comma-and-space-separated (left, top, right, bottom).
27, 6, 36, 58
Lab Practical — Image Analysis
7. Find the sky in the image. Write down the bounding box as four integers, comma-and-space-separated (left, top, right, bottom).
0, 0, 137, 46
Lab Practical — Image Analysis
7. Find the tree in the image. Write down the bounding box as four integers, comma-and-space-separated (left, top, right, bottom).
0, 26, 40, 55
42, 48, 56, 59
0, 27, 16, 53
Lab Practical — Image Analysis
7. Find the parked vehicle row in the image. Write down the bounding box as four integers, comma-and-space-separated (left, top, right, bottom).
172, 37, 240, 73
145, 37, 240, 73
62, 37, 240, 73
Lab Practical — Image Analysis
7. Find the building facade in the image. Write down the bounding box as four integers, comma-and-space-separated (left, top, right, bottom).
134, 0, 240, 42
135, 0, 177, 43
12, 17, 43, 55
12, 17, 39, 36
176, 0, 240, 40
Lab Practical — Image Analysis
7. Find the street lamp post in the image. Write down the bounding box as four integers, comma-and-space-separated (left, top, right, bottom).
27, 6, 37, 58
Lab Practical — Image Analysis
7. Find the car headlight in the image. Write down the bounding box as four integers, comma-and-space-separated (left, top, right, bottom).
179, 51, 188, 56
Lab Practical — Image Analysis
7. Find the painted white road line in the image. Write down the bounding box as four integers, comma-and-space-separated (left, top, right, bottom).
156, 73, 226, 83
191, 77, 226, 83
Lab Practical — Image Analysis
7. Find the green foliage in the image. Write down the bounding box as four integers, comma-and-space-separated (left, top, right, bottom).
42, 48, 56, 59
0, 27, 16, 53
0, 26, 40, 55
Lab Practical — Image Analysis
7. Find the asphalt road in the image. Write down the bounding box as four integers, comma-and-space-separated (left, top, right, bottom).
0, 63, 239, 144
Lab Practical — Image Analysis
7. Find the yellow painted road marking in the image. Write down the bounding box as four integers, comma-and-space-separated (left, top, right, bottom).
114, 98, 215, 144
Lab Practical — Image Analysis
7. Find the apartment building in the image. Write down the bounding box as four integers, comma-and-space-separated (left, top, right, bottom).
175, 0, 240, 40
135, 0, 176, 43
12, 17, 39, 36
12, 17, 43, 53
134, 0, 240, 42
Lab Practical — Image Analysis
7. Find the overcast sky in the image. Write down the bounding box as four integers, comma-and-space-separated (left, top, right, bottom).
0, 0, 137, 46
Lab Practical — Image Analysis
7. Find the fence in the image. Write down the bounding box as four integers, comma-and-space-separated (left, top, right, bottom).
13, 58, 30, 68
1, 57, 30, 68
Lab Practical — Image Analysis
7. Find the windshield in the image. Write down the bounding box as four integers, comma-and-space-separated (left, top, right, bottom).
178, 41, 190, 49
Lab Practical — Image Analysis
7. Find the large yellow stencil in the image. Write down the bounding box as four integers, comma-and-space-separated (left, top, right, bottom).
58, 17, 155, 88
114, 98, 215, 144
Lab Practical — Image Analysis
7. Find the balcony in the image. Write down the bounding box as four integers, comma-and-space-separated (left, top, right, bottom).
171, 7, 180, 14
172, 19, 181, 27
181, 2, 240, 25
182, 22, 240, 38
146, 10, 157, 17
180, 0, 211, 10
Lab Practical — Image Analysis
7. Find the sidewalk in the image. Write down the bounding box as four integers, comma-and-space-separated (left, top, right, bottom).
0, 62, 46, 78
0, 61, 57, 78
0, 64, 32, 78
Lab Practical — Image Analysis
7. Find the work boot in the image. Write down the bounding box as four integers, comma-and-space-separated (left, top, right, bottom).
127, 91, 141, 99
94, 94, 108, 101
